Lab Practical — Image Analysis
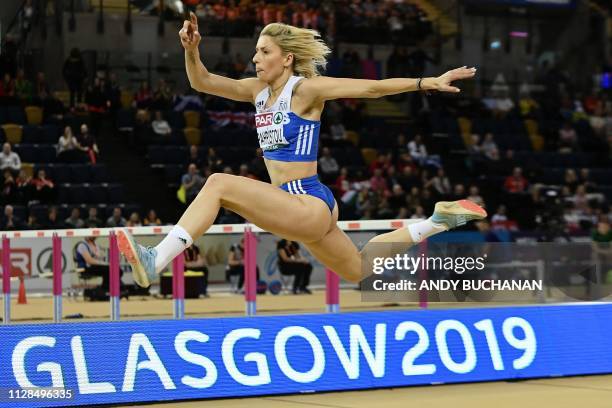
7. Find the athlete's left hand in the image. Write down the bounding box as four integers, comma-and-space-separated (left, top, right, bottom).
433, 66, 477, 93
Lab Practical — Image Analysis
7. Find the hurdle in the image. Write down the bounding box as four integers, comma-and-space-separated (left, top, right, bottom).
2, 236, 10, 324
0, 219, 422, 323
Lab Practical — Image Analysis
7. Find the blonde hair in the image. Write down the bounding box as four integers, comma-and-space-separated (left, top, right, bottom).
260, 23, 331, 78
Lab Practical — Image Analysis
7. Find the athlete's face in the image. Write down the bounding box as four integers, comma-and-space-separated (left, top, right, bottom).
253, 35, 293, 83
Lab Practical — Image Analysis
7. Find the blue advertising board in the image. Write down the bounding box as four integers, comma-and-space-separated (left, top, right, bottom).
0, 303, 611, 407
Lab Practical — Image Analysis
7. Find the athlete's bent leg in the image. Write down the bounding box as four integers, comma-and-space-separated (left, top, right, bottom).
304, 200, 487, 283
118, 173, 334, 287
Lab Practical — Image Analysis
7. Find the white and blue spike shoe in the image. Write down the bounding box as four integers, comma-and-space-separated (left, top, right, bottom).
116, 228, 157, 288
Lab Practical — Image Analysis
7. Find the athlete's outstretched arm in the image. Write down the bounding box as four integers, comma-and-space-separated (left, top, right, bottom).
179, 12, 259, 103
301, 66, 477, 102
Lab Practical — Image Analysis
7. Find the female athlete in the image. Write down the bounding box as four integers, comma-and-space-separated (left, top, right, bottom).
117, 13, 486, 287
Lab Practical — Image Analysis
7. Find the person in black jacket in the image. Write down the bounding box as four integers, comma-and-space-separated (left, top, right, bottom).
62, 48, 87, 108
277, 239, 312, 294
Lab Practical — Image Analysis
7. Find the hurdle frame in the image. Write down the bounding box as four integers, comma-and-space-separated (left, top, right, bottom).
0, 219, 421, 323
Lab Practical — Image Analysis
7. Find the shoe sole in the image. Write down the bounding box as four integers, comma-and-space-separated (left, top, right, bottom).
116, 228, 150, 288
435, 200, 487, 224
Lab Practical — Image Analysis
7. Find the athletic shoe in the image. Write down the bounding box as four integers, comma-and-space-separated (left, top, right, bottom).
430, 199, 487, 230
116, 228, 157, 288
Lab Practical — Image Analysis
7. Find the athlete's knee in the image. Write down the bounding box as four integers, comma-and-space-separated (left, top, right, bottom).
202, 172, 232, 193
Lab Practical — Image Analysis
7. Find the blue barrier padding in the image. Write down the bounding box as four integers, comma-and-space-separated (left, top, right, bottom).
0, 303, 611, 407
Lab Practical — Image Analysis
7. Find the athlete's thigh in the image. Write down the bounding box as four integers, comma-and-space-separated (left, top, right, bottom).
210, 173, 332, 242
302, 224, 362, 283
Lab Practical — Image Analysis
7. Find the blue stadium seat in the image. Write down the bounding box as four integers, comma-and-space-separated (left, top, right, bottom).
57, 184, 71, 203
107, 184, 125, 203
147, 145, 165, 164
38, 145, 57, 163
91, 165, 110, 182
70, 164, 91, 183
51, 164, 71, 183
6, 106, 26, 125
41, 125, 59, 144
69, 184, 89, 204
164, 165, 183, 186
88, 184, 107, 203
14, 144, 37, 163
21, 126, 41, 144
116, 109, 135, 131
12, 205, 26, 221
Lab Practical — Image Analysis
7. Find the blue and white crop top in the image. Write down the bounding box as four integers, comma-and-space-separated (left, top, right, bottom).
254, 75, 320, 162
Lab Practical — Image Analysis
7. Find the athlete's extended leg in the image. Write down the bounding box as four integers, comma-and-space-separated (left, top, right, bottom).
304, 200, 487, 282
118, 173, 334, 287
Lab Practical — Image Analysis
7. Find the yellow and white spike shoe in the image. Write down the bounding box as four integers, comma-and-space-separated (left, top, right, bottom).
430, 200, 487, 230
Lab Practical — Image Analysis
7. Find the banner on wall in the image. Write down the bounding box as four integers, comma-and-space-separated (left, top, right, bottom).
0, 304, 611, 407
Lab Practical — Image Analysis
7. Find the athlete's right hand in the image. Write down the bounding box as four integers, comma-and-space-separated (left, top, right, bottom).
179, 12, 201, 51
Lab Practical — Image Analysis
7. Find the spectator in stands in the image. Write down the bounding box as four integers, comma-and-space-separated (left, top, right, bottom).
15, 169, 31, 204
564, 169, 579, 193
330, 118, 347, 143
389, 184, 406, 213
397, 165, 420, 192
238, 164, 257, 180
30, 169, 55, 204
491, 204, 518, 231
62, 48, 87, 108
226, 237, 260, 293
14, 69, 33, 103
104, 72, 121, 113
1, 170, 16, 204
0, 73, 16, 103
370, 168, 388, 194
467, 185, 486, 209
411, 205, 426, 220
106, 207, 127, 228
589, 103, 607, 138
319, 147, 339, 183
579, 168, 597, 192
206, 147, 223, 172
558, 121, 578, 153
504, 167, 529, 193
134, 81, 153, 109
481, 133, 499, 160
519, 92, 540, 118
591, 219, 612, 280
184, 243, 209, 297
187, 145, 202, 168
77, 124, 99, 164
57, 126, 82, 162
426, 168, 451, 197
44, 206, 63, 229
277, 239, 312, 295
0, 143, 21, 175
407, 134, 428, 165
182, 163, 204, 204
65, 207, 84, 229
144, 209, 162, 226
127, 212, 142, 227
152, 111, 172, 140
1, 205, 23, 230
27, 214, 42, 230
452, 183, 466, 201
152, 79, 172, 111
85, 207, 103, 228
